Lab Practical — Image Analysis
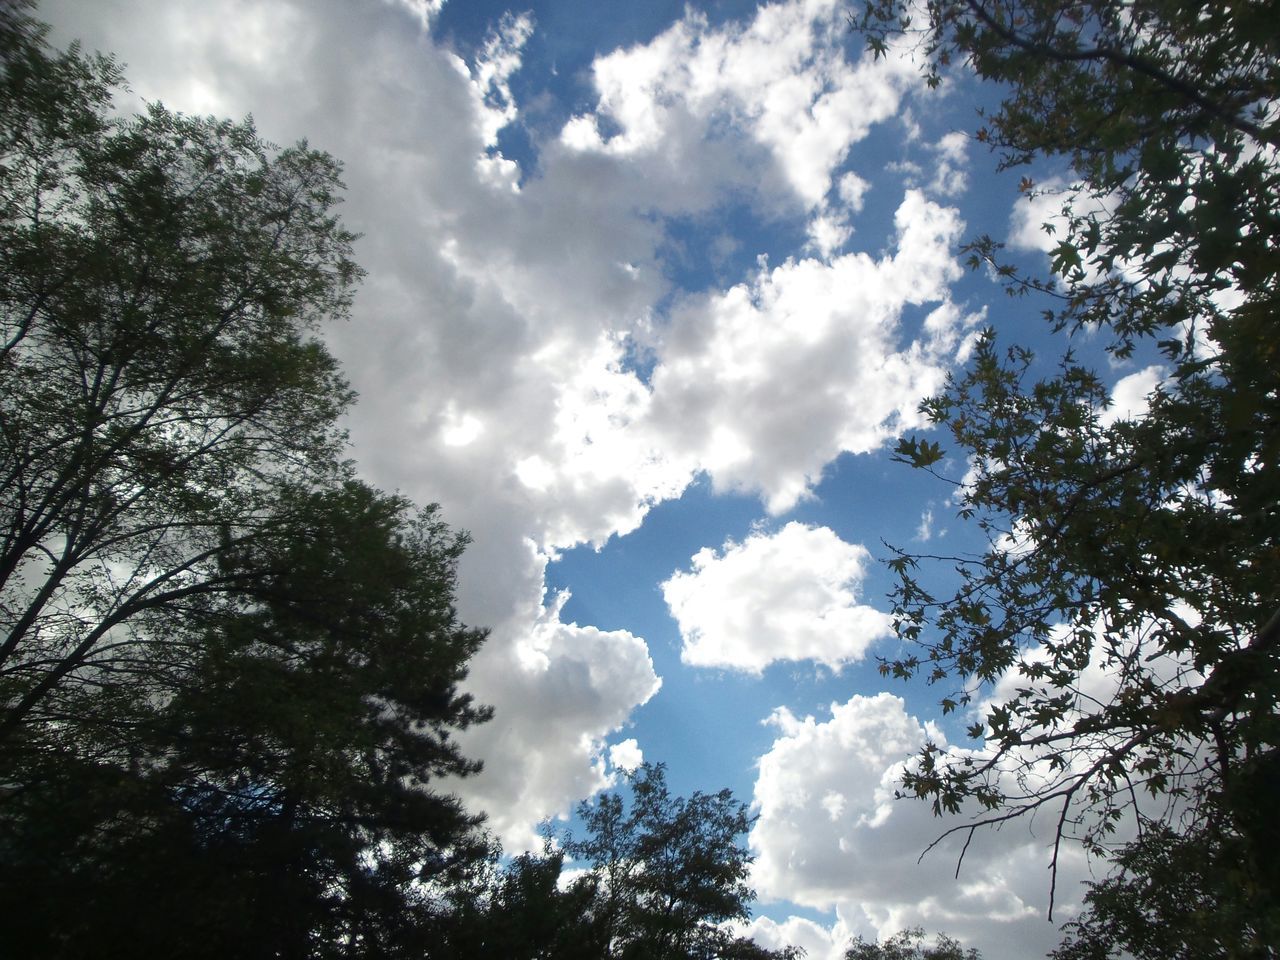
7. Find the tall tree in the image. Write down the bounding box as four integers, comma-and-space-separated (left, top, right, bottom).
563, 763, 785, 960
854, 0, 1280, 953
2, 481, 492, 958
0, 2, 357, 743
0, 7, 491, 956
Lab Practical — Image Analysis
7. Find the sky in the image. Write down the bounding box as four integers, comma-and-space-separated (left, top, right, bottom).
38, 1, 1165, 957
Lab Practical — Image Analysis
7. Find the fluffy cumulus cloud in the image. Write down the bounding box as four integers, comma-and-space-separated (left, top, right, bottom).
749, 694, 1090, 960
662, 523, 892, 673
609, 738, 645, 773
649, 191, 973, 512
456, 591, 662, 848
560, 0, 917, 215
744, 915, 854, 960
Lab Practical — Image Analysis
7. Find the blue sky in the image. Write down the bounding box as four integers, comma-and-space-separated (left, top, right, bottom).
39, 1, 1167, 956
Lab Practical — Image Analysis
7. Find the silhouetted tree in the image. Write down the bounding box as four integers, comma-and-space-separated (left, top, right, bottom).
436, 765, 798, 960
846, 927, 981, 960
853, 1, 1280, 948
0, 7, 490, 956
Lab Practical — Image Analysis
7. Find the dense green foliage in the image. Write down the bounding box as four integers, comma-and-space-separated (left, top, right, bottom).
439, 764, 798, 960
858, 0, 1280, 955
1052, 819, 1280, 960
0, 8, 491, 956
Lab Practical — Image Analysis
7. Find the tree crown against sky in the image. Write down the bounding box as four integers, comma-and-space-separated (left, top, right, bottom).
0, 1, 359, 740
0, 7, 492, 956
846, 927, 981, 960
436, 762, 799, 960
857, 0, 1280, 952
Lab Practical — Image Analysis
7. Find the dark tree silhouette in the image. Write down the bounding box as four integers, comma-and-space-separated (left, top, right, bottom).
855, 0, 1280, 953
436, 764, 799, 960
0, 7, 491, 956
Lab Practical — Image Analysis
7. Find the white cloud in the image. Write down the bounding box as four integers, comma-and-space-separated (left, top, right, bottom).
560, 0, 918, 212
386, 0, 445, 29
915, 507, 934, 542
750, 694, 1088, 960
1099, 364, 1165, 427
609, 738, 644, 773
456, 590, 662, 850
743, 914, 855, 960
648, 191, 971, 512
467, 12, 533, 148
1008, 184, 1070, 254
839, 172, 871, 210
662, 523, 892, 674
807, 211, 855, 258
928, 131, 969, 197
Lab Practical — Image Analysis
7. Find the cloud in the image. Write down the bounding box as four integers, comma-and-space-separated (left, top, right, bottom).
561, 0, 917, 212
743, 914, 854, 960
749, 693, 1088, 960
609, 738, 644, 773
928, 131, 969, 197
662, 523, 892, 674
1099, 364, 1165, 427
466, 10, 535, 155
915, 507, 935, 542
386, 0, 445, 29
648, 191, 972, 512
456, 590, 662, 850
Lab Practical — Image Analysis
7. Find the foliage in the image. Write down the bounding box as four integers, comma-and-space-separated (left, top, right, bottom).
1, 482, 493, 959
1052, 814, 1280, 960
845, 927, 981, 960
0, 1, 358, 741
856, 0, 1280, 944
562, 762, 793, 960
0, 7, 491, 956
436, 764, 798, 960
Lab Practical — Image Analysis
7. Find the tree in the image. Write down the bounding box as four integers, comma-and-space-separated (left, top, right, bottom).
853, 0, 1280, 950
1052, 818, 1280, 960
0, 2, 357, 743
1, 481, 493, 958
845, 927, 981, 960
562, 763, 791, 960
433, 846, 604, 959
437, 764, 798, 960
0, 8, 491, 956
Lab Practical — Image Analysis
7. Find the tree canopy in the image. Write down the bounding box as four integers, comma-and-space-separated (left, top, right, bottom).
0, 7, 491, 956
856, 0, 1280, 953
845, 927, 981, 960
437, 763, 798, 960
